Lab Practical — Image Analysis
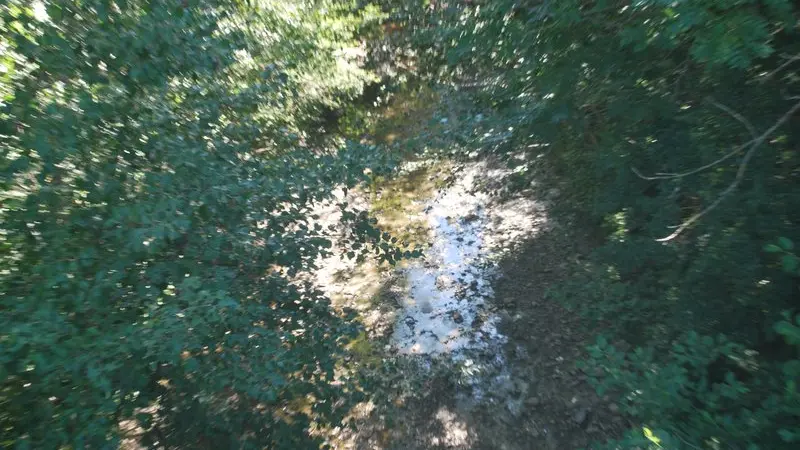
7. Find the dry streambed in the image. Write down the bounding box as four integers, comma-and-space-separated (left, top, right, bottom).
315, 159, 546, 358
311, 158, 576, 448
305, 84, 627, 448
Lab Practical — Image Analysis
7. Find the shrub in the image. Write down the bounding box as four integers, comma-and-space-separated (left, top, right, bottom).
0, 0, 398, 447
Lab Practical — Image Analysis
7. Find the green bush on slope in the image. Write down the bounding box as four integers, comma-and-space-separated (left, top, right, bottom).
0, 0, 403, 448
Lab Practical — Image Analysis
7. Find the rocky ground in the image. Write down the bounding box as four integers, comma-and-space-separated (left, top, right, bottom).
310, 152, 629, 449
301, 84, 633, 449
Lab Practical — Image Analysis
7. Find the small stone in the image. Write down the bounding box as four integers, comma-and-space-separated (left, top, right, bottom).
452, 311, 464, 324
506, 400, 523, 417
526, 396, 541, 407
514, 380, 530, 395
608, 403, 620, 414
462, 213, 480, 223
421, 302, 433, 314
435, 275, 453, 290
573, 408, 590, 426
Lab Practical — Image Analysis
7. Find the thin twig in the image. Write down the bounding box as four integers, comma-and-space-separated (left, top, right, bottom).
656, 145, 756, 241
708, 98, 758, 140
762, 53, 800, 81
668, 430, 705, 450
631, 99, 758, 181
631, 140, 752, 181
657, 99, 800, 242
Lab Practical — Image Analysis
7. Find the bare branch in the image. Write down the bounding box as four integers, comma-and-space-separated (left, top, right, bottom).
655, 146, 756, 242
762, 53, 800, 82
631, 140, 752, 181
708, 98, 758, 140
657, 99, 800, 242
752, 99, 800, 148
630, 166, 657, 180
631, 99, 758, 181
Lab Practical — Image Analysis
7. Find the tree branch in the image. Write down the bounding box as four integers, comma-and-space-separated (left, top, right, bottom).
761, 53, 800, 82
657, 99, 800, 242
631, 140, 752, 181
631, 99, 759, 181
708, 98, 758, 141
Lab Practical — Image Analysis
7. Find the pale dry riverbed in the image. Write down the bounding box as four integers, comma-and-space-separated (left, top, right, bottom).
305, 89, 626, 450
315, 159, 546, 357
310, 157, 612, 449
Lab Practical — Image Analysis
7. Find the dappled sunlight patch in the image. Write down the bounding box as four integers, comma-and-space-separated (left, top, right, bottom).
310, 163, 447, 336
390, 160, 548, 356
430, 407, 472, 447
309, 151, 552, 447
369, 160, 453, 247
300, 153, 552, 447
372, 86, 440, 145
483, 195, 550, 257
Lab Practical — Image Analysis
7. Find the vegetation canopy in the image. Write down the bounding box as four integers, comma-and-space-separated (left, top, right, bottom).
3, 0, 800, 448
0, 0, 404, 447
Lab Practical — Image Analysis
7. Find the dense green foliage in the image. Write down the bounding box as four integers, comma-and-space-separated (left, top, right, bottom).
5, 0, 800, 447
385, 0, 800, 448
0, 0, 411, 447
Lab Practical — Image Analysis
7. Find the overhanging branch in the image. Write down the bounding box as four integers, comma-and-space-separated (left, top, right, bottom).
656, 99, 800, 242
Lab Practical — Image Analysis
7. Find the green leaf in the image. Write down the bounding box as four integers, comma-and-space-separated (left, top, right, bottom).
764, 244, 782, 253
779, 428, 798, 442
774, 318, 800, 345
781, 254, 798, 273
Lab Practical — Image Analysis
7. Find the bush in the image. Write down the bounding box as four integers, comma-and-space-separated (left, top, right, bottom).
0, 0, 400, 448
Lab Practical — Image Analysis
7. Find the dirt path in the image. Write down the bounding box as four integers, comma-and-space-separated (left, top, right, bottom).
312, 91, 627, 449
